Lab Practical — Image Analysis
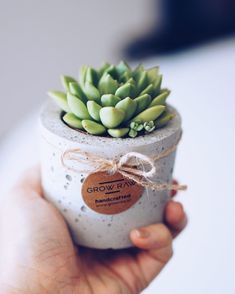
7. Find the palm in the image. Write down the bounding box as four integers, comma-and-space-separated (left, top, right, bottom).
1, 169, 185, 294
77, 245, 170, 294
32, 201, 172, 294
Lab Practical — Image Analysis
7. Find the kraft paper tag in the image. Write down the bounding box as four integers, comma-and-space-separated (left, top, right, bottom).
82, 171, 144, 215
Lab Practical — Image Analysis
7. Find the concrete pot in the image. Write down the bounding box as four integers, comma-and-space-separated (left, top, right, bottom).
39, 100, 182, 249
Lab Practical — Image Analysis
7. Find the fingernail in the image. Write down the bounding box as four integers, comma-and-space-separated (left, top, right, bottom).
134, 228, 150, 239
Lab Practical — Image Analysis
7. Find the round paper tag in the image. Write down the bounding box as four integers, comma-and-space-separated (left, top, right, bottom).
82, 171, 144, 215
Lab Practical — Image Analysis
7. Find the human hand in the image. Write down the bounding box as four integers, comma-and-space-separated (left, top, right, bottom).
0, 168, 187, 294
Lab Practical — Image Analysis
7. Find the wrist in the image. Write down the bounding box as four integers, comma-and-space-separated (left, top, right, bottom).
0, 265, 82, 294
0, 266, 46, 294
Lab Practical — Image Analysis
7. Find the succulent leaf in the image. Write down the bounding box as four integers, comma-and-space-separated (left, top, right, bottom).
63, 113, 83, 129
83, 82, 100, 102
99, 62, 111, 76
120, 70, 132, 83
61, 76, 77, 92
147, 67, 159, 83
104, 65, 118, 80
155, 111, 175, 128
98, 73, 119, 95
136, 124, 144, 131
152, 74, 162, 96
126, 78, 137, 97
79, 66, 88, 87
87, 101, 102, 122
115, 83, 132, 99
150, 90, 170, 107
144, 121, 155, 132
130, 121, 144, 131
108, 128, 129, 138
101, 94, 121, 107
134, 94, 152, 114
86, 67, 99, 86
69, 82, 87, 103
136, 71, 148, 94
130, 122, 138, 130
100, 107, 125, 128
49, 62, 173, 138
115, 97, 137, 121
132, 64, 144, 80
132, 105, 165, 123
128, 129, 138, 138
82, 120, 106, 135
47, 91, 70, 113
116, 61, 130, 77
127, 77, 136, 85
140, 84, 154, 96
67, 93, 91, 120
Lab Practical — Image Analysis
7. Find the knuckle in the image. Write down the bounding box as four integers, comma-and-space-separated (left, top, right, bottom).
175, 201, 184, 211
168, 246, 174, 259
158, 224, 172, 243
161, 245, 174, 264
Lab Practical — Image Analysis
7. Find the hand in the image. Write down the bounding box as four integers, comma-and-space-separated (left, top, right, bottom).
0, 168, 187, 294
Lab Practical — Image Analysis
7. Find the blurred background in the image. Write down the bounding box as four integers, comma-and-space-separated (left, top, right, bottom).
0, 0, 154, 137
0, 0, 235, 293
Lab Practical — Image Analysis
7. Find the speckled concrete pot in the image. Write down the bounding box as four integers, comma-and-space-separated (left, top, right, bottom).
39, 100, 182, 249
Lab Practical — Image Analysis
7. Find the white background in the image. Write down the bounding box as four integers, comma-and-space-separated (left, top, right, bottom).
0, 1, 235, 293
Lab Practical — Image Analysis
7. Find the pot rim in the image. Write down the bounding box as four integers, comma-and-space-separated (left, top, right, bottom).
40, 100, 181, 147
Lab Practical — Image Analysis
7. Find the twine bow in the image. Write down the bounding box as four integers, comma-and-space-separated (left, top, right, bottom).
61, 138, 187, 192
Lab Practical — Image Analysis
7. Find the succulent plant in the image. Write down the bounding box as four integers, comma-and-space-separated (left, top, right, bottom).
48, 61, 175, 138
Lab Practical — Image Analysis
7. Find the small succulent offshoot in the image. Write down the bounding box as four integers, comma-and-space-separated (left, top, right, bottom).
48, 61, 175, 138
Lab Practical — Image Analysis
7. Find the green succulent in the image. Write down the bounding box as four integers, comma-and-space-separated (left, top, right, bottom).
48, 61, 174, 138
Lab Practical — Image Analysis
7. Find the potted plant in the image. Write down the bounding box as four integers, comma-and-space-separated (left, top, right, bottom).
40, 61, 185, 249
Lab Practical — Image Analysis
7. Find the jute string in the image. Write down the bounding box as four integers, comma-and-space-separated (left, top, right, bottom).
61, 134, 187, 192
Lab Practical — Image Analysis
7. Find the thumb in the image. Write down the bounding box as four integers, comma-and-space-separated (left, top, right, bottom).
130, 224, 173, 283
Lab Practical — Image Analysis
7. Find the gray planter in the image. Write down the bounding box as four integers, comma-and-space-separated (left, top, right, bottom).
39, 100, 182, 249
